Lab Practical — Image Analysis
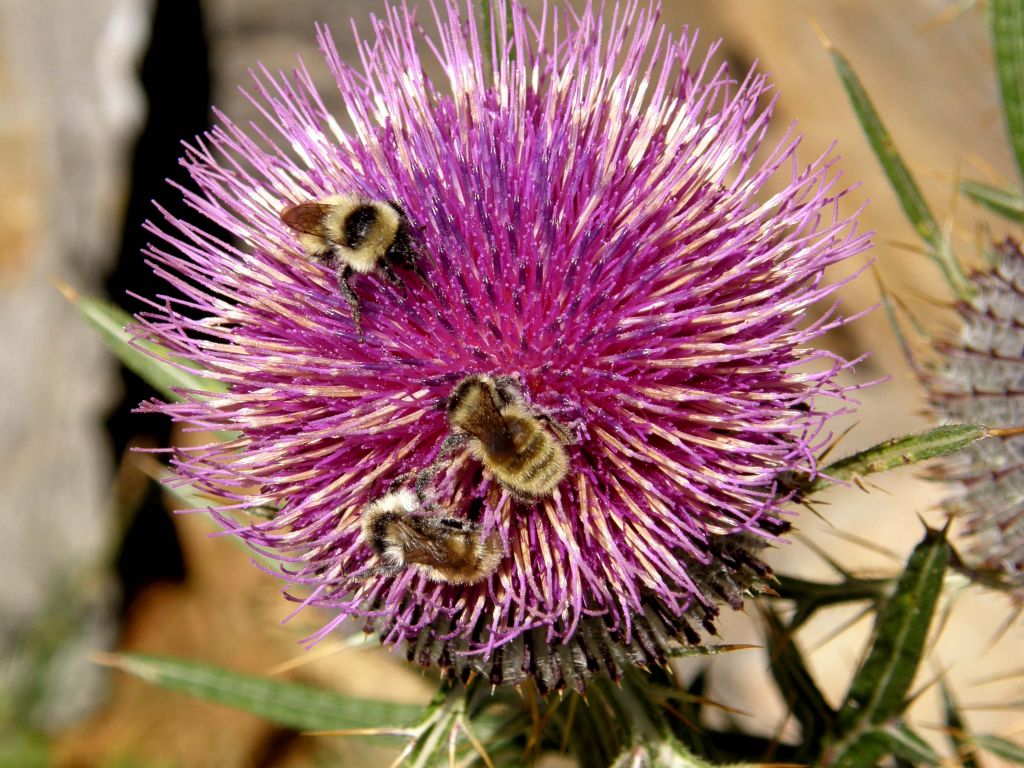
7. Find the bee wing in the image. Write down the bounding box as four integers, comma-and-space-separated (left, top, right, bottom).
507, 418, 533, 453
449, 382, 509, 443
280, 202, 332, 238
402, 516, 479, 568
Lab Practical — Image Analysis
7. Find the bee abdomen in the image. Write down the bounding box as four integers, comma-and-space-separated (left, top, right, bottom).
503, 440, 568, 498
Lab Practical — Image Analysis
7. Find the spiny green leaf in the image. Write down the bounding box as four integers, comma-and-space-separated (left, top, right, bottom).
101, 653, 421, 736
960, 179, 1024, 222
973, 734, 1024, 763
402, 680, 509, 768
993, 0, 1024, 184
805, 424, 989, 496
762, 606, 834, 756
832, 527, 950, 744
827, 729, 891, 768
665, 643, 758, 659
942, 681, 983, 768
774, 574, 892, 629
838, 527, 951, 724
827, 726, 942, 768
887, 725, 943, 766
827, 43, 968, 296
555, 690, 621, 768
608, 740, 720, 768
60, 285, 226, 401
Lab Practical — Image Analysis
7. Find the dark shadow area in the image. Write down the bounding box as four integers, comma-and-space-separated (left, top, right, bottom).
105, 0, 216, 606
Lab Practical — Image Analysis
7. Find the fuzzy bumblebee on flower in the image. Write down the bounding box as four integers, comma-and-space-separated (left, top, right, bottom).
134, 0, 870, 693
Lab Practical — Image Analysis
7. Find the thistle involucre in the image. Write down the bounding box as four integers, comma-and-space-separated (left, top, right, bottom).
140, 1, 870, 690
927, 238, 1024, 599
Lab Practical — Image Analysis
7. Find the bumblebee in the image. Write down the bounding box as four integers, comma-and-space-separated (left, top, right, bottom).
280, 195, 418, 339
360, 489, 502, 585
418, 375, 573, 501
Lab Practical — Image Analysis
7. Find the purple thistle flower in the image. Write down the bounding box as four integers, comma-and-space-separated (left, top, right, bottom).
136, 0, 870, 690
926, 238, 1024, 599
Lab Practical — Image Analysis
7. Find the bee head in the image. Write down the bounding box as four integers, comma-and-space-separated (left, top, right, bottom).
445, 374, 492, 415
491, 375, 523, 408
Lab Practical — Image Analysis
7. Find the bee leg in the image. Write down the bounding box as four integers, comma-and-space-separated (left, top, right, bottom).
378, 259, 402, 287
411, 259, 429, 286
336, 264, 364, 341
414, 433, 468, 505
357, 561, 404, 581
417, 515, 479, 535
537, 413, 577, 445
386, 471, 414, 494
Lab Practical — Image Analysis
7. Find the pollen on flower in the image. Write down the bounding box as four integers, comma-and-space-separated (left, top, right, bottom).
136, 0, 871, 691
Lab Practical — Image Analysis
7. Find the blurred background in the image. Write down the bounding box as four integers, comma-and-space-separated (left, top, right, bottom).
1, 0, 1020, 765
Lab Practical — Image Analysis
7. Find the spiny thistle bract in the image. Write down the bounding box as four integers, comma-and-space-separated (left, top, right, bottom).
137, 0, 871, 691
926, 238, 1024, 599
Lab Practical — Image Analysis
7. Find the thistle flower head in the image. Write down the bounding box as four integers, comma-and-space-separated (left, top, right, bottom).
926, 238, 1024, 599
139, 0, 870, 690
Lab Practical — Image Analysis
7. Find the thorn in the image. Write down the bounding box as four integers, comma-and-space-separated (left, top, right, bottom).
906, 660, 956, 708
88, 651, 124, 669
457, 716, 495, 768
803, 12, 833, 51
817, 422, 858, 464
266, 640, 351, 676
818, 528, 901, 563
50, 275, 80, 303
806, 604, 876, 654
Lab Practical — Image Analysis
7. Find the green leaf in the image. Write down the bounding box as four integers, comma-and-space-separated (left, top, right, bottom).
960, 179, 1024, 222
973, 734, 1024, 763
827, 726, 942, 768
775, 574, 892, 630
554, 691, 621, 768
828, 43, 968, 296
887, 725, 943, 766
993, 0, 1024, 184
60, 284, 226, 401
762, 606, 834, 757
401, 680, 510, 768
609, 741, 719, 768
102, 653, 421, 736
805, 424, 989, 497
828, 729, 891, 768
827, 527, 951, 762
665, 643, 758, 659
942, 681, 983, 768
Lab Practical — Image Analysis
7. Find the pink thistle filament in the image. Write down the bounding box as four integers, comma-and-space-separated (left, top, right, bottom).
137, 0, 871, 691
